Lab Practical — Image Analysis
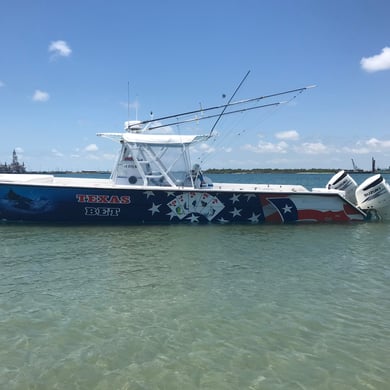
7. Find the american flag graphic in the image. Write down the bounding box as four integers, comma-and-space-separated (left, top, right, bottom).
261, 194, 365, 223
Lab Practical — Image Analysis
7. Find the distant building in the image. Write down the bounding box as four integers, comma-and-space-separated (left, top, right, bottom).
0, 150, 26, 173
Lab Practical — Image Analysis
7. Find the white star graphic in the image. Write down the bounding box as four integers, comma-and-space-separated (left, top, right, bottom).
186, 214, 199, 223
230, 207, 242, 217
248, 212, 261, 223
245, 193, 256, 201
167, 192, 175, 197
149, 203, 161, 215
230, 193, 240, 203
144, 191, 155, 199
282, 204, 293, 213
217, 217, 229, 224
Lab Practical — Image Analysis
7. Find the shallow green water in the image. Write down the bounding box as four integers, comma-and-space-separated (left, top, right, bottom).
1, 221, 390, 389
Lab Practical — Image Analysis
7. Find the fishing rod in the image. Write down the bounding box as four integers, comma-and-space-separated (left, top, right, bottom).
147, 100, 286, 131
126, 84, 316, 131
208, 70, 250, 136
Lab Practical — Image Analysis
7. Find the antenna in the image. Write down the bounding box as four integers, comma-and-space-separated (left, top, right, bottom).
135, 95, 138, 120
127, 81, 130, 121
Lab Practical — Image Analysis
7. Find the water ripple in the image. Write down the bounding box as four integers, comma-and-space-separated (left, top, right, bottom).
1, 223, 390, 389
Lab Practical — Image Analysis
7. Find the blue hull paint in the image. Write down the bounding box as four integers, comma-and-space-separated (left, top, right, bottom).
0, 183, 365, 224
0, 183, 259, 223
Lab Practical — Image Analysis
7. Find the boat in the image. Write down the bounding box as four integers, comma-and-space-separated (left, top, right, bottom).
1, 82, 390, 224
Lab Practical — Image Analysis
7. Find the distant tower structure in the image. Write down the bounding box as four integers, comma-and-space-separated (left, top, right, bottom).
351, 158, 362, 172
0, 149, 27, 173
372, 157, 376, 173
12, 149, 18, 165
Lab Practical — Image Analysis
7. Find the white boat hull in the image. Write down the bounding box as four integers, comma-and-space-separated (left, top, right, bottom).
0, 175, 366, 223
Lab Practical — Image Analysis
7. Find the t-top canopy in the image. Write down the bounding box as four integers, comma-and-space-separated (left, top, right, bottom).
98, 132, 210, 146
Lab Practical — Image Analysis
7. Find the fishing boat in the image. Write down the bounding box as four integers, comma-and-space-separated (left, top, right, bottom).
1, 81, 390, 224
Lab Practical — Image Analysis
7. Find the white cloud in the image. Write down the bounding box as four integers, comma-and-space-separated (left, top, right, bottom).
275, 130, 299, 141
243, 140, 288, 154
15, 147, 24, 154
344, 138, 390, 154
32, 89, 50, 102
84, 143, 99, 152
342, 145, 370, 155
299, 142, 328, 154
51, 148, 64, 157
49, 40, 72, 59
365, 137, 390, 149
199, 143, 215, 153
360, 47, 390, 72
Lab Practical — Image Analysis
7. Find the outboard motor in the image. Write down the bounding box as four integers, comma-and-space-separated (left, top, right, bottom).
326, 170, 357, 204
355, 174, 390, 220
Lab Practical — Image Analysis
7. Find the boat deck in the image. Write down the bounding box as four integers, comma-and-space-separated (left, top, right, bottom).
0, 174, 113, 188
211, 182, 310, 192
0, 174, 343, 195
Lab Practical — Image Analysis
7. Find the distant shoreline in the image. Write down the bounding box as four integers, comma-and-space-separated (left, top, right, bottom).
205, 168, 338, 174
204, 168, 384, 174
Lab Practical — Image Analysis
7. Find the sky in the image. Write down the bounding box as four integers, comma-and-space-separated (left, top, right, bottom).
1, 0, 390, 172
